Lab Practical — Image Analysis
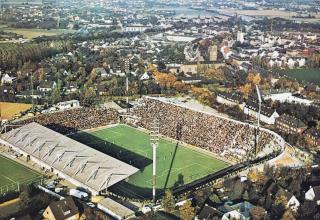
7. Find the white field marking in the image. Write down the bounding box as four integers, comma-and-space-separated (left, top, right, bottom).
1, 174, 16, 184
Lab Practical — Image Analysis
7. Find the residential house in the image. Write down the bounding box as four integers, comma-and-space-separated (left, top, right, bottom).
93, 67, 110, 78
180, 62, 216, 75
1, 73, 15, 85
96, 84, 108, 96
180, 63, 198, 75
97, 198, 135, 220
124, 24, 152, 32
305, 84, 320, 93
197, 204, 219, 220
244, 101, 279, 124
140, 72, 152, 81
216, 92, 244, 106
305, 128, 320, 147
305, 186, 320, 205
222, 210, 245, 220
0, 85, 15, 102
219, 201, 254, 220
275, 114, 307, 134
275, 189, 300, 212
180, 76, 202, 84
64, 81, 79, 94
16, 90, 44, 99
38, 80, 56, 92
43, 196, 79, 220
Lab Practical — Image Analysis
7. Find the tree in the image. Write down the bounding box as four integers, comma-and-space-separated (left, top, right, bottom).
240, 83, 252, 97
162, 190, 175, 213
153, 72, 177, 89
204, 67, 225, 81
281, 209, 295, 220
247, 169, 265, 184
275, 194, 288, 208
316, 121, 320, 131
242, 190, 249, 201
247, 72, 261, 85
191, 86, 216, 106
179, 200, 195, 220
50, 86, 62, 104
250, 206, 266, 220
19, 190, 31, 209
271, 194, 288, 218
82, 86, 96, 106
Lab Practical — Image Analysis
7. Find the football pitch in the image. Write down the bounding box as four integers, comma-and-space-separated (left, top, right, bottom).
72, 124, 230, 199
0, 155, 41, 189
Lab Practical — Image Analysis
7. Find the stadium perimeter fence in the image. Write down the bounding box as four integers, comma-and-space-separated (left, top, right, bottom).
0, 175, 44, 195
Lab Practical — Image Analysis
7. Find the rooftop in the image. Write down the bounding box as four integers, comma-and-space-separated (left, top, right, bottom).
1, 122, 139, 193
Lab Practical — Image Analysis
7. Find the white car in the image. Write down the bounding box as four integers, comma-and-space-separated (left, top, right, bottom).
86, 202, 96, 208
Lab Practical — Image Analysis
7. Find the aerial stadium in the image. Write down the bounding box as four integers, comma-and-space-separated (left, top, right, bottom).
0, 96, 285, 200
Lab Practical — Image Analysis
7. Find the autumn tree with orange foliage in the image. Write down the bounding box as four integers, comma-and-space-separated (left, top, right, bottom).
191, 86, 216, 106
204, 67, 226, 81
173, 81, 189, 94
247, 72, 261, 85
153, 72, 177, 89
240, 72, 262, 97
240, 83, 252, 97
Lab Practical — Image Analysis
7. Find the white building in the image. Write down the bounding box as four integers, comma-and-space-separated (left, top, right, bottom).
288, 195, 300, 212
97, 198, 135, 220
264, 92, 313, 106
244, 102, 279, 124
124, 24, 151, 32
1, 73, 15, 85
222, 210, 246, 220
140, 72, 151, 81
166, 34, 197, 42
305, 186, 320, 205
56, 100, 80, 110
216, 93, 243, 106
237, 31, 245, 44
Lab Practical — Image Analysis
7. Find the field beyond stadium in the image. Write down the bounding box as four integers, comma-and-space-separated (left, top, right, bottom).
0, 155, 41, 192
71, 124, 230, 199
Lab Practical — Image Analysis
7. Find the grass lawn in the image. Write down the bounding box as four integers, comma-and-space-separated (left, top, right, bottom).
0, 102, 32, 120
0, 27, 75, 39
282, 68, 320, 85
71, 124, 230, 199
0, 155, 40, 189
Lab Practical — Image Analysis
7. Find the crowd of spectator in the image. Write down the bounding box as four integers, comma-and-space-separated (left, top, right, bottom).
16, 107, 119, 134
134, 97, 277, 162
7, 98, 280, 162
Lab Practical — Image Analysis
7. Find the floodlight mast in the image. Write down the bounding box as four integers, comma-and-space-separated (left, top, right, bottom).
150, 118, 160, 204
255, 85, 262, 155
126, 77, 129, 113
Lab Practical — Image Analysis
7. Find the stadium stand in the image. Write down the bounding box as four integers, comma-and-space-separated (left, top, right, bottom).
0, 122, 139, 195
13, 107, 119, 134
133, 96, 283, 162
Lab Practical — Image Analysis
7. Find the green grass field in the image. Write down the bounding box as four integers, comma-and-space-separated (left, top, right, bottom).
0, 27, 76, 39
282, 68, 320, 85
0, 155, 40, 188
71, 124, 230, 199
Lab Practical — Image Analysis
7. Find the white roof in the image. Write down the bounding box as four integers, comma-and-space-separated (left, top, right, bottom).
98, 198, 135, 218
2, 122, 139, 193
